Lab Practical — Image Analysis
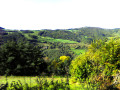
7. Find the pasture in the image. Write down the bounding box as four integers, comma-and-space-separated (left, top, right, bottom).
71, 49, 86, 55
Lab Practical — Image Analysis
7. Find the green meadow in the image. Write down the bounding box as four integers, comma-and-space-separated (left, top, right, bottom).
71, 49, 86, 55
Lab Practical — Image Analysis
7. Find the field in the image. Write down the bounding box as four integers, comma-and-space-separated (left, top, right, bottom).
20, 31, 78, 44
71, 49, 86, 55
48, 38, 78, 43
0, 76, 66, 85
0, 76, 99, 90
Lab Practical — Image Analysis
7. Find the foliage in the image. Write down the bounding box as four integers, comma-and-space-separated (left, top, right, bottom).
70, 54, 93, 81
0, 76, 103, 90
20, 30, 34, 33
8, 80, 23, 90
0, 28, 8, 45
47, 56, 71, 75
2, 32, 27, 45
71, 49, 85, 55
38, 30, 78, 41
38, 27, 113, 44
60, 56, 70, 62
43, 43, 74, 61
2, 27, 120, 77
0, 40, 47, 76
70, 38, 120, 82
2, 78, 70, 90
35, 78, 70, 90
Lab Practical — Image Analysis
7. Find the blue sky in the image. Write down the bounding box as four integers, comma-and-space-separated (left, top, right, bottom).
0, 0, 120, 30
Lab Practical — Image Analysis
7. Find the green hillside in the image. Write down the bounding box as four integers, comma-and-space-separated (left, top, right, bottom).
38, 27, 113, 44
1, 27, 120, 89
3, 27, 120, 59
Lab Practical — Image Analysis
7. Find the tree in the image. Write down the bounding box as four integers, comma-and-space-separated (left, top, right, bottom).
0, 27, 8, 45
0, 40, 47, 76
60, 56, 71, 74
3, 32, 27, 43
70, 38, 120, 81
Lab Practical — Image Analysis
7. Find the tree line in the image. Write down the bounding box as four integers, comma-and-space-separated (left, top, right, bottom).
0, 29, 72, 76
38, 27, 113, 44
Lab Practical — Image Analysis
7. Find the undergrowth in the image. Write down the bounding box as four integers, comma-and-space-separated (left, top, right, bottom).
0, 76, 102, 90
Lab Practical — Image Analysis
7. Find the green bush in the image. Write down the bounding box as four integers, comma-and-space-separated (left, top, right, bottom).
70, 54, 93, 81
0, 40, 47, 76
7, 80, 23, 90
70, 38, 120, 82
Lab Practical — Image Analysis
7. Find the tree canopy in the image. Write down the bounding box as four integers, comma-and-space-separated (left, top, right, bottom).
0, 40, 47, 76
70, 38, 120, 81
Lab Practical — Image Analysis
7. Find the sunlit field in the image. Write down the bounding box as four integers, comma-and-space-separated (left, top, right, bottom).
0, 76, 99, 90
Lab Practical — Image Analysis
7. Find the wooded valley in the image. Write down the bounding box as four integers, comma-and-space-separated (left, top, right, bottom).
0, 26, 120, 89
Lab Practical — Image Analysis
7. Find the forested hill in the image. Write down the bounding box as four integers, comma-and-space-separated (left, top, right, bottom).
0, 27, 8, 45
1, 26, 119, 44
1, 26, 116, 61
38, 27, 114, 44
0, 26, 120, 76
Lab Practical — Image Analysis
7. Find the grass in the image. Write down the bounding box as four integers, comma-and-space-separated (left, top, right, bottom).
71, 49, 86, 55
0, 76, 65, 85
37, 36, 78, 43
48, 39, 78, 43
20, 31, 78, 44
0, 76, 37, 86
0, 76, 99, 90
0, 76, 69, 90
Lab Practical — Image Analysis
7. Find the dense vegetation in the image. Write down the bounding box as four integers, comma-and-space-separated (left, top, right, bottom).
38, 27, 113, 44
71, 38, 120, 78
0, 41, 47, 76
70, 38, 120, 89
0, 26, 120, 89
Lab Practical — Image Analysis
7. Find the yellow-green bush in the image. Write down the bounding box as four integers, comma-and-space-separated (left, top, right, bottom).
70, 54, 93, 81
60, 56, 70, 62
70, 38, 120, 82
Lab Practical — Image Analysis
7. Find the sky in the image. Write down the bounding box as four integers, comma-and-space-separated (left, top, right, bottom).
0, 0, 120, 30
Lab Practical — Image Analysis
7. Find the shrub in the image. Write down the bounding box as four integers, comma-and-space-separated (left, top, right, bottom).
70, 38, 120, 82
70, 54, 93, 81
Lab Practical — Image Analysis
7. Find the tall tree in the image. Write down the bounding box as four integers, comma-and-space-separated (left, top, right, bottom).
0, 27, 8, 45
0, 40, 47, 76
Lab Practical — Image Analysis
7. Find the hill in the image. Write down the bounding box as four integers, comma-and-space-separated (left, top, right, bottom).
1, 26, 120, 61
38, 27, 113, 44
